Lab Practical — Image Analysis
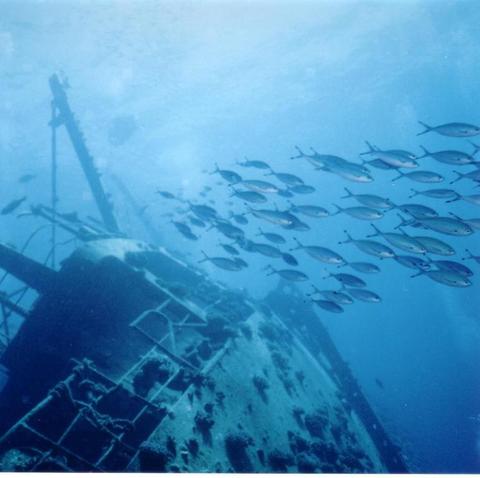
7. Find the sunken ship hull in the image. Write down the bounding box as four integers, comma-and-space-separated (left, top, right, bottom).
0, 76, 407, 473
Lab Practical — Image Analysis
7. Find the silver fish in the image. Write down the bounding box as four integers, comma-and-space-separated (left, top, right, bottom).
332, 204, 383, 220
219, 242, 239, 256
310, 285, 353, 305
413, 236, 455, 256
417, 121, 480, 137
343, 261, 381, 274
236, 157, 270, 169
289, 184, 316, 194
339, 231, 395, 258
266, 265, 308, 282
230, 187, 267, 204
396, 202, 439, 219
326, 162, 373, 183
348, 288, 382, 303
426, 259, 473, 277
266, 168, 304, 187
361, 141, 418, 168
288, 201, 329, 218
199, 251, 242, 271
211, 220, 245, 240
394, 255, 431, 271
234, 257, 249, 268
240, 179, 280, 194
409, 188, 459, 200
326, 271, 366, 288
281, 253, 298, 266
367, 224, 426, 254
341, 188, 394, 209
446, 194, 480, 206
188, 202, 218, 221
412, 269, 471, 287
211, 163, 242, 184
418, 146, 476, 165
313, 299, 344, 313
417, 217, 473, 236
255, 227, 286, 244
392, 170, 444, 183
251, 241, 283, 258
291, 238, 346, 265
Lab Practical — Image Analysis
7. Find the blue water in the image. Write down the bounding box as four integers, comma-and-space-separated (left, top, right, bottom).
1, 0, 480, 472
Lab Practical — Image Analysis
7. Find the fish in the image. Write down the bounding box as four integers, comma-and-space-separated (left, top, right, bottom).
412, 236, 455, 256
199, 251, 242, 271
310, 285, 353, 305
411, 269, 471, 287
290, 145, 342, 169
323, 161, 373, 183
277, 189, 294, 198
361, 141, 418, 168
287, 201, 329, 218
394, 255, 431, 271
265, 265, 308, 282
210, 163, 242, 184
463, 249, 480, 265
332, 204, 384, 221
251, 242, 283, 258
281, 253, 298, 266
348, 288, 382, 303
418, 146, 477, 165
425, 259, 473, 277
396, 202, 439, 219
325, 271, 366, 288
392, 170, 444, 183
156, 190, 176, 199
362, 158, 397, 170
341, 188, 394, 210
448, 213, 480, 230
234, 257, 249, 268
367, 224, 427, 254
240, 179, 280, 194
342, 261, 381, 274
245, 205, 296, 227
236, 157, 270, 169
265, 168, 304, 187
229, 211, 249, 225
229, 187, 267, 204
289, 184, 316, 194
255, 227, 286, 244
189, 216, 206, 228
339, 231, 396, 259
210, 220, 245, 241
291, 238, 346, 265
188, 202, 218, 221
450, 169, 480, 184
312, 299, 344, 313
18, 173, 37, 183
417, 121, 480, 137
409, 188, 459, 200
446, 193, 480, 206
218, 242, 239, 256
416, 216, 474, 236
1, 196, 27, 215
172, 221, 198, 241
281, 214, 311, 231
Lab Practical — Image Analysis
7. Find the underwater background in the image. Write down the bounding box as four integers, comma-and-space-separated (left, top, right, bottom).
1, 0, 479, 472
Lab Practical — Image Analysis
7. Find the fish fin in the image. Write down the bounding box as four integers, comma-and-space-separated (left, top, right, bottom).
450, 170, 464, 184
360, 140, 376, 155
409, 188, 420, 198
340, 187, 353, 199
417, 121, 433, 136
417, 145, 430, 159
309, 146, 320, 155
331, 203, 343, 215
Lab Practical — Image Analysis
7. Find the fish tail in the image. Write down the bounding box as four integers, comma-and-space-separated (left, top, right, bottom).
417, 121, 433, 136
198, 250, 210, 263
391, 170, 405, 182
469, 141, 480, 155
255, 227, 263, 237
367, 223, 381, 237
309, 146, 319, 155
463, 248, 474, 261
409, 188, 420, 198
291, 237, 303, 250
450, 170, 464, 184
418, 145, 430, 158
264, 264, 276, 276
339, 230, 353, 244
341, 187, 353, 199
331, 203, 342, 215
290, 145, 305, 159
360, 140, 376, 155
243, 203, 253, 214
